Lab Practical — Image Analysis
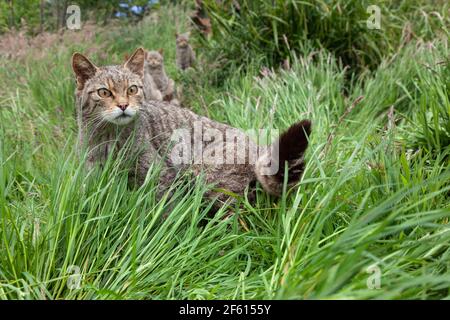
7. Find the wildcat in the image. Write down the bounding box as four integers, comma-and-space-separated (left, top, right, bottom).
72, 48, 311, 207
144, 49, 175, 102
127, 52, 162, 101
176, 32, 196, 70
143, 69, 163, 101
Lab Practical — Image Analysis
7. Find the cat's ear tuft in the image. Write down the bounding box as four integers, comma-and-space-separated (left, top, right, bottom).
72, 53, 98, 90
124, 48, 145, 77
175, 32, 179, 38
158, 48, 164, 55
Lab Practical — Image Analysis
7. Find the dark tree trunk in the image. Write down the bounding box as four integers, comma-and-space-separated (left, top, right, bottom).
54, 1, 60, 30
9, 0, 15, 29
40, 0, 45, 33
55, 0, 68, 30
60, 0, 68, 29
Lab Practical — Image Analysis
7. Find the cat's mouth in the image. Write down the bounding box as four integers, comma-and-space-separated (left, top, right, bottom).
114, 111, 135, 122
111, 113, 135, 125
104, 108, 137, 125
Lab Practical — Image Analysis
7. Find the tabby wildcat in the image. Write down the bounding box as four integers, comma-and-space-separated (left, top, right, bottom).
126, 51, 162, 101
72, 48, 311, 206
176, 32, 196, 70
144, 49, 175, 102
143, 70, 163, 101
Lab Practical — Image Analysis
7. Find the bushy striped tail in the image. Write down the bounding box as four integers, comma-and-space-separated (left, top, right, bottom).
255, 120, 311, 196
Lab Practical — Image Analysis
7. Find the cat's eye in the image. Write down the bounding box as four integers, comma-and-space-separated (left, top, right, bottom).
127, 85, 138, 95
97, 88, 112, 98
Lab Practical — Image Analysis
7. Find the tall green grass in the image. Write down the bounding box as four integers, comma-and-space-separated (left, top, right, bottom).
0, 4, 449, 299
196, 0, 449, 79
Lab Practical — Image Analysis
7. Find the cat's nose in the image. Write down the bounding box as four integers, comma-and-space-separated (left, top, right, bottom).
117, 104, 128, 111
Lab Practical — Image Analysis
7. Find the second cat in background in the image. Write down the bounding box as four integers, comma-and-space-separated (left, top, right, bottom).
144, 49, 176, 102
142, 32, 196, 104
176, 32, 196, 70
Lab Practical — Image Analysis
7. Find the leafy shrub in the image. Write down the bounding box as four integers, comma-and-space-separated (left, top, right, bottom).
196, 0, 449, 79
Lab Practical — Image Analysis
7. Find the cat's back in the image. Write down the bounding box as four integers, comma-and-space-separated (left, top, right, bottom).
140, 100, 223, 130
138, 100, 256, 162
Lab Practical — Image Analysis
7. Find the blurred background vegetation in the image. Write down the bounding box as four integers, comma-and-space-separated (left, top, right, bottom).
1, 0, 447, 75
195, 0, 449, 77
0, 0, 161, 33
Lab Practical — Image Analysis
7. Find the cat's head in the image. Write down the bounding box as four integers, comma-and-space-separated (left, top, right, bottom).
72, 48, 145, 126
176, 32, 190, 48
145, 49, 164, 68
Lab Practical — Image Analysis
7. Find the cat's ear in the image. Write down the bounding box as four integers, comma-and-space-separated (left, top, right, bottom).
124, 48, 145, 77
158, 48, 164, 55
72, 53, 98, 90
175, 32, 179, 38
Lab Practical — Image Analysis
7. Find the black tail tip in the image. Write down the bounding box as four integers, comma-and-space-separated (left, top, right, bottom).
273, 119, 312, 183
294, 119, 312, 136
278, 119, 312, 161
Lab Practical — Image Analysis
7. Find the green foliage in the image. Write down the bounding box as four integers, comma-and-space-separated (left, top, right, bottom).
197, 0, 449, 78
0, 0, 41, 32
0, 0, 160, 34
